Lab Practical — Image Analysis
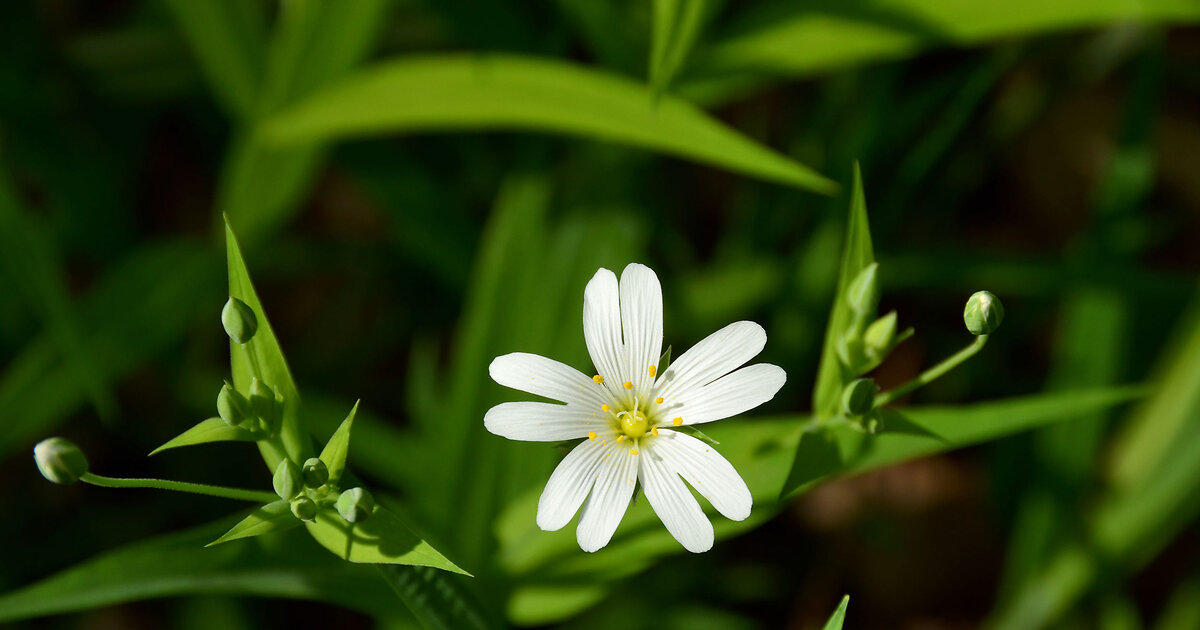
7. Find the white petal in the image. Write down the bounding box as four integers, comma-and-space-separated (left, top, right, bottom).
583, 268, 624, 394
640, 440, 714, 553
619, 263, 663, 395
483, 401, 605, 442
575, 442, 639, 552
656, 321, 766, 400
653, 430, 751, 521
489, 352, 608, 408
537, 438, 608, 531
666, 363, 786, 425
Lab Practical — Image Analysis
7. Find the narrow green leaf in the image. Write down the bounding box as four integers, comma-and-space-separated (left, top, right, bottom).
224, 217, 307, 467
303, 505, 469, 575
261, 55, 836, 195
207, 501, 299, 546
150, 417, 259, 456
649, 0, 710, 95
0, 517, 398, 623
822, 595, 850, 630
378, 565, 502, 630
162, 0, 265, 120
318, 400, 359, 486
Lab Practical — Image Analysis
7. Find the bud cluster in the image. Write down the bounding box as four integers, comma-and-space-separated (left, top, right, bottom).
271, 456, 371, 525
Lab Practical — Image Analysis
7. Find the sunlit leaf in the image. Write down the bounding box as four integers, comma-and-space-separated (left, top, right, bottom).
318, 401, 359, 486
261, 55, 836, 195
303, 505, 469, 575
207, 501, 299, 546
150, 417, 259, 456
822, 595, 850, 630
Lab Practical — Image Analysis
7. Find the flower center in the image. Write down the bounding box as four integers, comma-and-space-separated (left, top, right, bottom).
618, 409, 649, 439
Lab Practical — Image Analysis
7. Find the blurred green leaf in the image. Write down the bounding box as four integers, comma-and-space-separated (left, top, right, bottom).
811, 163, 874, 419
150, 417, 259, 456
262, 55, 836, 194
163, 0, 265, 120
378, 565, 502, 630
318, 401, 358, 487
649, 0, 711, 95
208, 501, 300, 546
0, 518, 399, 623
303, 505, 468, 574
225, 217, 308, 467
1154, 577, 1200, 630
822, 595, 850, 630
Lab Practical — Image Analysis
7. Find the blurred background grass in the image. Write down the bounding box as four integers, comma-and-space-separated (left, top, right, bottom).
2, 1, 1200, 628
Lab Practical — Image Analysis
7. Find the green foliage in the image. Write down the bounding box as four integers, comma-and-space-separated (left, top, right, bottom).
150, 417, 259, 456
208, 501, 300, 546
822, 595, 850, 630
319, 401, 358, 487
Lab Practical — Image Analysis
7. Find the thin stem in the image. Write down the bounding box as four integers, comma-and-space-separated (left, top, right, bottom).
875, 335, 989, 407
81, 472, 277, 503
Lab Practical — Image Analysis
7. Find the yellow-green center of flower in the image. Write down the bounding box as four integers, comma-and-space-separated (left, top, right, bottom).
619, 409, 649, 439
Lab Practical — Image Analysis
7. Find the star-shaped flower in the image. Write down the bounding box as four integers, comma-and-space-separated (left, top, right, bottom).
485, 263, 786, 552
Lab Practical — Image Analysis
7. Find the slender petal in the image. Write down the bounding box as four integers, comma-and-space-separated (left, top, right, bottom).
489, 352, 609, 408
583, 268, 624, 395
641, 441, 714, 553
483, 401, 604, 441
576, 442, 639, 552
653, 430, 751, 521
665, 363, 786, 425
538, 438, 609, 531
619, 263, 663, 397
656, 321, 766, 400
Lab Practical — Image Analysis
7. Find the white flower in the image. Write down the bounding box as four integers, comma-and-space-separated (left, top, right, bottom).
485, 263, 786, 553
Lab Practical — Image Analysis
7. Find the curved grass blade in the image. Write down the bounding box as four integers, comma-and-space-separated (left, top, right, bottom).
208, 501, 299, 546
150, 417, 259, 456
261, 54, 836, 195
649, 0, 711, 95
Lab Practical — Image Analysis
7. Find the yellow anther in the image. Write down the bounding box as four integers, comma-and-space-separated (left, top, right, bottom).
617, 435, 625, 443
651, 427, 659, 436
601, 404, 610, 412
672, 417, 683, 426
593, 374, 604, 383
648, 365, 656, 377
588, 432, 597, 440
630, 448, 639, 455
655, 397, 664, 404
623, 381, 633, 389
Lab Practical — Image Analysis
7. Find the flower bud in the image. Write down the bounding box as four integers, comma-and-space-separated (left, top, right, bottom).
336, 487, 374, 523
864, 311, 898, 358
33, 437, 89, 484
841, 378, 878, 417
273, 459, 302, 500
222, 297, 258, 344
250, 378, 279, 434
964, 291, 1004, 336
301, 457, 329, 488
290, 496, 318, 521
216, 382, 253, 427
845, 263, 880, 316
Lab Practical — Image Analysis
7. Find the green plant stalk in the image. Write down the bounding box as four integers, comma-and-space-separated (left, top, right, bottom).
80, 472, 277, 503
241, 341, 292, 469
875, 335, 989, 407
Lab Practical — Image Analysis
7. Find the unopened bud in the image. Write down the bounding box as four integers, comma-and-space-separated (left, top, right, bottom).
301, 457, 328, 488
250, 378, 279, 433
216, 382, 253, 427
222, 297, 258, 344
845, 263, 880, 316
964, 291, 1004, 336
273, 459, 302, 500
336, 487, 374, 523
841, 378, 878, 417
34, 437, 89, 484
290, 496, 318, 521
864, 311, 898, 357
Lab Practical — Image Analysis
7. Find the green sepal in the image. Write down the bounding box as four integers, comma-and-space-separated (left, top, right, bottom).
149, 418, 259, 456
673, 424, 720, 445
206, 500, 301, 546
318, 400, 359, 486
303, 503, 469, 574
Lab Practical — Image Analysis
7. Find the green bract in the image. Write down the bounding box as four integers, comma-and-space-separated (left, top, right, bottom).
221, 297, 258, 344
33, 437, 88, 485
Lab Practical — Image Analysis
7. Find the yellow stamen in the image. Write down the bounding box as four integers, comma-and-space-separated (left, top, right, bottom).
588, 431, 597, 440
630, 448, 639, 455
601, 404, 610, 412
617, 435, 625, 443
651, 427, 659, 436
655, 396, 663, 404
672, 417, 683, 426
648, 365, 656, 377
623, 381, 633, 389
593, 374, 604, 383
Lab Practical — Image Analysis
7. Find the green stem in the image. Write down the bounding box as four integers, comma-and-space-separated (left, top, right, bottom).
81, 472, 277, 503
875, 335, 989, 407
